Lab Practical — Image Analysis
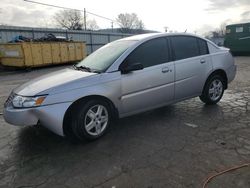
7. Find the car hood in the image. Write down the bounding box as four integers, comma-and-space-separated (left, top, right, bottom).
14, 68, 98, 96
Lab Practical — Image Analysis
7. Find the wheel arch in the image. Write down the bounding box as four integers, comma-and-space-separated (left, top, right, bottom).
63, 95, 118, 138
204, 69, 228, 91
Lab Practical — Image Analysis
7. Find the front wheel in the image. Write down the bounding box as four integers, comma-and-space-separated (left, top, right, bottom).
71, 100, 111, 141
199, 75, 225, 105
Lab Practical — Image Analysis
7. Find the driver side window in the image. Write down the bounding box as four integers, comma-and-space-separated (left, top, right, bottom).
122, 38, 170, 69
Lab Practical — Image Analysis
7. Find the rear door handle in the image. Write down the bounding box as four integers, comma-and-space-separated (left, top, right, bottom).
162, 67, 170, 73
200, 59, 206, 64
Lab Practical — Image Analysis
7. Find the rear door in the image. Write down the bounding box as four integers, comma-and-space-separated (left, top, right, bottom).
119, 37, 175, 115
170, 36, 212, 100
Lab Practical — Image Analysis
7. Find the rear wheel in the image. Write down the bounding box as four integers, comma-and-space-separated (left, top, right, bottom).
71, 100, 111, 141
199, 75, 225, 105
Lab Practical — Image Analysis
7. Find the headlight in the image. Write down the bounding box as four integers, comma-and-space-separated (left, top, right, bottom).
12, 95, 47, 108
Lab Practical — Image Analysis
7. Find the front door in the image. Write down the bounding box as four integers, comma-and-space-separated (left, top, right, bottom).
119, 37, 175, 116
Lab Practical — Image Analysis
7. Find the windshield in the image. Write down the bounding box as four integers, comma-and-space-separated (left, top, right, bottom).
76, 40, 136, 72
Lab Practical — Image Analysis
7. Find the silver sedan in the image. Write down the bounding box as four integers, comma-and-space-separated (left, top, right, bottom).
4, 33, 237, 141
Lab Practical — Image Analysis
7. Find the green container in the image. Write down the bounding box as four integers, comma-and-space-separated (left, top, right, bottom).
224, 22, 250, 55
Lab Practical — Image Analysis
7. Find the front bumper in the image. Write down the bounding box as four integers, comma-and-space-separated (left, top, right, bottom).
3, 102, 72, 136
3, 107, 38, 126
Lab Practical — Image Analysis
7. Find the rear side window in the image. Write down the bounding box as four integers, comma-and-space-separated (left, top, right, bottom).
197, 39, 209, 55
171, 36, 199, 60
125, 38, 170, 68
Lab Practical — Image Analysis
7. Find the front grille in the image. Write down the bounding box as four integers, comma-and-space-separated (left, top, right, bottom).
4, 92, 15, 108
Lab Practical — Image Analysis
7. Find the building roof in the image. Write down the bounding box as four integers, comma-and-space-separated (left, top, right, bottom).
226, 22, 250, 27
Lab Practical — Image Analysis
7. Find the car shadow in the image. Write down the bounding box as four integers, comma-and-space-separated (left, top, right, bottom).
8, 102, 229, 186
13, 102, 228, 165
14, 104, 177, 154
200, 103, 224, 116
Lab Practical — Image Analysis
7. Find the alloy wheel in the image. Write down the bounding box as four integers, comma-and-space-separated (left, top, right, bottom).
208, 79, 223, 101
84, 105, 109, 136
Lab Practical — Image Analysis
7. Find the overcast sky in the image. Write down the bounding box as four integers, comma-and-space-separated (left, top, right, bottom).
0, 0, 250, 35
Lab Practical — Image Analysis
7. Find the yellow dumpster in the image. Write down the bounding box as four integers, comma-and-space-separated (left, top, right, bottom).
0, 42, 86, 67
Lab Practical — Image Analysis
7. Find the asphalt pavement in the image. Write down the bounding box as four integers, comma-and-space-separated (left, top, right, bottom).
0, 57, 249, 188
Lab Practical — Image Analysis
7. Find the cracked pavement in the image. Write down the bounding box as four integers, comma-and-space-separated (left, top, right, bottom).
0, 57, 250, 188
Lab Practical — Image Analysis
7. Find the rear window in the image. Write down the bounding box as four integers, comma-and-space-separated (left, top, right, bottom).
197, 39, 209, 55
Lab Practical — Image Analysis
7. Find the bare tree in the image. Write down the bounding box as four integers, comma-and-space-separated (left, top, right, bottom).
86, 19, 99, 31
116, 13, 145, 33
54, 10, 84, 30
54, 10, 99, 31
204, 21, 228, 39
137, 20, 145, 30
219, 22, 227, 36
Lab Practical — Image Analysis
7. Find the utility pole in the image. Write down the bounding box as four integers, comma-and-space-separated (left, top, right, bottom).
84, 8, 87, 30
111, 22, 113, 32
164, 27, 168, 33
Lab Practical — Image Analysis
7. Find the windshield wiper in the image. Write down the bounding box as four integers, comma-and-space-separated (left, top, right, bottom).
73, 65, 102, 73
91, 69, 102, 73
73, 65, 91, 72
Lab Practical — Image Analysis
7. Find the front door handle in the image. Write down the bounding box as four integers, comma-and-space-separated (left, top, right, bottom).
162, 67, 170, 73
200, 58, 206, 64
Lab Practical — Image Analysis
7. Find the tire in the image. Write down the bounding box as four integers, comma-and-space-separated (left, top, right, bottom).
199, 74, 225, 105
71, 99, 111, 141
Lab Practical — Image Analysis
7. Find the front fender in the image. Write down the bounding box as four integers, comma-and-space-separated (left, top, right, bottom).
43, 72, 122, 114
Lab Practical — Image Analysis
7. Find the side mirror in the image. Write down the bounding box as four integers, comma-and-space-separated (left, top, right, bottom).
120, 63, 144, 74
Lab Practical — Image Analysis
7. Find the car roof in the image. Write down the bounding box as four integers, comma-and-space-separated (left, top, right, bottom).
119, 32, 207, 41
117, 32, 218, 49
